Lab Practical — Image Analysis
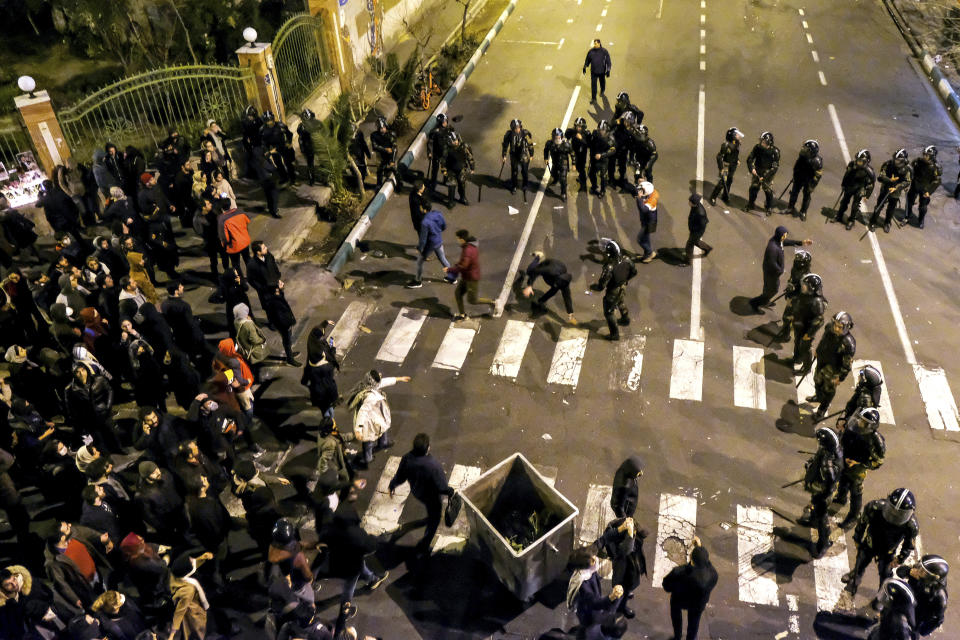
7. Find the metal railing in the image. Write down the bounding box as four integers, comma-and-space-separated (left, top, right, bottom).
0, 124, 35, 170
57, 64, 255, 163
273, 13, 335, 112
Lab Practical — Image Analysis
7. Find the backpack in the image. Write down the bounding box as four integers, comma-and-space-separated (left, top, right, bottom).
192, 211, 207, 236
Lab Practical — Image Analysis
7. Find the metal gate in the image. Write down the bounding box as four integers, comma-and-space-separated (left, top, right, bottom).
272, 14, 334, 112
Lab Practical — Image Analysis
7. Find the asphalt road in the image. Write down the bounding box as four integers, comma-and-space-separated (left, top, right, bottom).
294, 0, 960, 637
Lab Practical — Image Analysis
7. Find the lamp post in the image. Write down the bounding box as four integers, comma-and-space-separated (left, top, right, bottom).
17, 76, 36, 99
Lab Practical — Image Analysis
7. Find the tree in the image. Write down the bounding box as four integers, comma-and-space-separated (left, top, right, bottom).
454, 0, 473, 46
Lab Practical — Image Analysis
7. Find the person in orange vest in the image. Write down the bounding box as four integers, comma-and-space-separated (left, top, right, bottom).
215, 195, 251, 278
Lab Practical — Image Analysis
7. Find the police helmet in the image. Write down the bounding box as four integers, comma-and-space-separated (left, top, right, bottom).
601, 237, 621, 259
803, 139, 820, 155
793, 248, 812, 269
858, 364, 883, 389
924, 145, 938, 159
800, 272, 822, 296
815, 426, 840, 451
621, 111, 636, 127
760, 131, 774, 145
856, 149, 871, 164
436, 113, 448, 126
848, 407, 880, 435
726, 127, 744, 142
551, 127, 564, 140
882, 488, 916, 526
262, 110, 276, 122
919, 554, 949, 581
272, 518, 295, 545
245, 105, 259, 117
832, 310, 854, 333
447, 130, 461, 145
894, 148, 908, 162
636, 124, 649, 139
597, 120, 610, 133
574, 116, 588, 129
301, 108, 315, 121
878, 577, 917, 610
617, 91, 630, 103
376, 117, 388, 130
510, 118, 523, 130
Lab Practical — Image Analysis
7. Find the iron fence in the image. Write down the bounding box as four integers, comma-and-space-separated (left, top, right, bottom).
273, 14, 335, 112
0, 124, 35, 170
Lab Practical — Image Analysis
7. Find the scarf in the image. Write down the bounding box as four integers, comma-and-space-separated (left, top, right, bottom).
566, 568, 596, 610
180, 568, 210, 610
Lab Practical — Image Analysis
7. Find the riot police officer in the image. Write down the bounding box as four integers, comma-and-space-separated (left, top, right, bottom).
869, 577, 919, 640
797, 426, 843, 558
613, 91, 644, 125
807, 311, 856, 420
839, 364, 884, 422
427, 113, 454, 190
241, 106, 263, 179
906, 145, 942, 228
790, 273, 826, 370
296, 109, 320, 186
774, 249, 812, 342
835, 149, 876, 229
592, 239, 636, 341
870, 148, 912, 233
440, 130, 475, 208
588, 121, 616, 197
348, 123, 371, 183
260, 111, 297, 184
886, 555, 948, 635
632, 124, 658, 184
501, 119, 535, 195
544, 127, 573, 201
834, 407, 885, 529
842, 488, 919, 596
788, 139, 823, 220
746, 131, 780, 214
709, 127, 743, 206
611, 111, 637, 186
370, 117, 398, 188
565, 117, 591, 192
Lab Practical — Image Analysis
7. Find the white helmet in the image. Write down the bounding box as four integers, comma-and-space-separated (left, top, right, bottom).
638, 181, 654, 196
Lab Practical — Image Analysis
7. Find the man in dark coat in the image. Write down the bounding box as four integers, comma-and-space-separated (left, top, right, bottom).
171, 159, 197, 228
43, 522, 106, 615
161, 282, 207, 362
749, 226, 812, 312
39, 180, 83, 240
64, 365, 119, 453
247, 241, 301, 366
582, 38, 612, 102
522, 251, 576, 324
232, 460, 282, 554
662, 538, 718, 640
322, 502, 388, 611
409, 180, 431, 236
596, 517, 647, 619
132, 407, 180, 466
682, 193, 712, 266
610, 455, 643, 518
388, 432, 454, 555
134, 461, 186, 543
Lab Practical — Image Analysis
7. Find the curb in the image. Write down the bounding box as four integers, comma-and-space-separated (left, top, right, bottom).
326, 0, 520, 277
883, 0, 960, 119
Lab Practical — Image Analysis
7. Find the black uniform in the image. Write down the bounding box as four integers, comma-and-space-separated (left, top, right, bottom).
798, 431, 842, 557
835, 424, 885, 528
440, 139, 475, 207
613, 100, 644, 126
791, 292, 826, 369
777, 259, 811, 341
544, 137, 573, 199
845, 499, 919, 592
597, 254, 636, 340
746, 142, 781, 211
871, 158, 912, 229
710, 139, 741, 204
789, 149, 823, 216
588, 128, 616, 196
907, 156, 942, 226
241, 111, 263, 179
611, 121, 635, 185
836, 160, 876, 225
349, 128, 371, 180
810, 328, 856, 418
893, 564, 947, 636
843, 377, 883, 420
524, 255, 574, 315
260, 120, 297, 184
427, 122, 453, 188
565, 123, 591, 191
632, 133, 658, 183
501, 127, 535, 193
370, 127, 398, 188
296, 118, 321, 186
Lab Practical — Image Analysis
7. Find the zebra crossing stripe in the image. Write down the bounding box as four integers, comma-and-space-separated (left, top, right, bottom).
669, 339, 704, 401
852, 360, 895, 425
328, 301, 376, 358
432, 323, 478, 371
576, 484, 615, 579
733, 346, 767, 410
652, 493, 698, 588
546, 327, 589, 387
431, 464, 482, 553
914, 365, 960, 431
376, 307, 428, 364
813, 518, 853, 611
360, 456, 410, 535
609, 335, 646, 392
490, 320, 535, 378
736, 505, 778, 606
795, 360, 817, 407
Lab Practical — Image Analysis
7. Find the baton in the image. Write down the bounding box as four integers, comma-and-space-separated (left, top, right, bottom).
795, 369, 811, 388
782, 478, 804, 489
814, 409, 844, 424
778, 179, 794, 202
768, 289, 788, 305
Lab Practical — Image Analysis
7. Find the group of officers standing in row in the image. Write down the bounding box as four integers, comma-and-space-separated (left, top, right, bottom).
709, 128, 944, 231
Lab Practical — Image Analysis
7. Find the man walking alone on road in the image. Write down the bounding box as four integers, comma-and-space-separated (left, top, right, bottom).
681, 193, 712, 266
444, 229, 495, 321
582, 39, 611, 103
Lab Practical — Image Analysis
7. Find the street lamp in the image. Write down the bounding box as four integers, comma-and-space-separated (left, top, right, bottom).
17, 75, 36, 98
242, 27, 258, 46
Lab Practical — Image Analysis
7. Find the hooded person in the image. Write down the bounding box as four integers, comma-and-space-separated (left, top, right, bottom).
136, 303, 174, 354
347, 370, 410, 467
219, 268, 250, 337
123, 252, 157, 306
55, 275, 89, 316
49, 303, 83, 352
77, 308, 109, 356
662, 539, 719, 640
215, 338, 255, 416
610, 455, 644, 519
162, 347, 202, 411
233, 303, 267, 366
93, 236, 128, 282
566, 548, 623, 632
118, 533, 170, 616
301, 321, 340, 418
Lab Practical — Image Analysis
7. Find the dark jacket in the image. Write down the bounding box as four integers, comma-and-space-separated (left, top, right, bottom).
80, 501, 120, 541
160, 296, 205, 355
573, 572, 617, 627
611, 455, 643, 518
135, 470, 184, 532
95, 599, 146, 640
64, 374, 114, 428
662, 546, 718, 611
688, 202, 708, 237
417, 210, 446, 253
246, 253, 283, 299
388, 450, 452, 506
39, 182, 81, 233
322, 503, 379, 577
762, 226, 803, 278
583, 46, 612, 75
136, 184, 169, 217
185, 494, 231, 552
449, 240, 481, 281
409, 190, 430, 232
524, 256, 571, 289
44, 540, 102, 614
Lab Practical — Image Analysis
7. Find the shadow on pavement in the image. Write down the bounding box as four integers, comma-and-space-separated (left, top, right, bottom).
363, 239, 416, 260
776, 400, 815, 437
729, 295, 760, 316
347, 268, 411, 288
391, 295, 453, 318
813, 610, 874, 639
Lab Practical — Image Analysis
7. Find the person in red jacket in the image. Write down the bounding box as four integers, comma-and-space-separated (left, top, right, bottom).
215, 196, 251, 277
444, 229, 495, 321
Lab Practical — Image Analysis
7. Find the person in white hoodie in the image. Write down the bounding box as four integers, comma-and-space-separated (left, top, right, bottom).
346, 370, 410, 468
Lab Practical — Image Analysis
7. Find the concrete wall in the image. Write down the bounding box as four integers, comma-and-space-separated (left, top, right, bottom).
338, 0, 445, 68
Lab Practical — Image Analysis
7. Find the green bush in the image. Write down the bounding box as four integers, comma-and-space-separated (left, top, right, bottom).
390, 48, 421, 116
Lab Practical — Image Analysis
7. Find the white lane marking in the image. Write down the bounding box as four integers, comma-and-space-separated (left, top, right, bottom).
670, 339, 704, 401
806, 32, 813, 44
700, 28, 706, 39
490, 320, 535, 378
652, 493, 698, 588
432, 323, 477, 371
690, 85, 706, 341
818, 71, 827, 86
737, 505, 778, 606
375, 307, 427, 364
802, 20, 808, 29
733, 346, 767, 410
601, 8, 607, 16
915, 365, 960, 431
700, 60, 706, 71
328, 300, 376, 358
361, 456, 410, 535
701, 0, 706, 7
500, 39, 562, 45
557, 37, 565, 50
700, 13, 705, 24
828, 104, 852, 163
546, 327, 589, 387
431, 464, 482, 553
577, 484, 616, 579
851, 360, 895, 425
799, 8, 805, 16
657, 0, 665, 19
813, 518, 854, 611
596, 23, 603, 32
787, 594, 800, 633
700, 44, 706, 54
610, 335, 646, 391
796, 360, 817, 405
811, 50, 819, 63
545, 65, 553, 70
567, 18, 574, 23
494, 86, 580, 316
